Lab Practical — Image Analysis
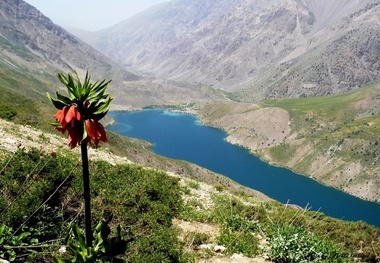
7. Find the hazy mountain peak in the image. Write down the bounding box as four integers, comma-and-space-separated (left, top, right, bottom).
0, 0, 139, 98
78, 0, 379, 101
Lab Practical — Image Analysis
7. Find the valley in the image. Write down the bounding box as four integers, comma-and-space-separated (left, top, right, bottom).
82, 0, 380, 100
0, 0, 379, 204
64, 0, 380, 204
1, 0, 380, 260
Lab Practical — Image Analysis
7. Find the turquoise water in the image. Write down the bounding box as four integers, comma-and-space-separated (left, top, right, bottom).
107, 109, 380, 228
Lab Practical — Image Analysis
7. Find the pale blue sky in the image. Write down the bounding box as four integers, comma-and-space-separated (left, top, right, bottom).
24, 0, 168, 31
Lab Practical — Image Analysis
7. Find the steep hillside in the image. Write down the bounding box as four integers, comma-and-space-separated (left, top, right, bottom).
197, 83, 380, 203
1, 118, 380, 262
82, 0, 380, 101
0, 0, 138, 86
0, 0, 224, 112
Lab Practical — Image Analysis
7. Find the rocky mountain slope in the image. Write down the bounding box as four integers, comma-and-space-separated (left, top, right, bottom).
0, 0, 138, 87
82, 0, 380, 101
0, 0, 223, 109
2, 0, 380, 205
197, 83, 380, 203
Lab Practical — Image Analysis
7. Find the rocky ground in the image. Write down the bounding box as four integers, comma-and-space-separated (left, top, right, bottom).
196, 101, 380, 203
0, 118, 272, 262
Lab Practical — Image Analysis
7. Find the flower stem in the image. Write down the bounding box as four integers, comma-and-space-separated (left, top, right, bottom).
81, 140, 92, 247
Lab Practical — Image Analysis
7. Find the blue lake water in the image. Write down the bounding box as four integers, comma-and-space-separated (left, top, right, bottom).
107, 109, 380, 228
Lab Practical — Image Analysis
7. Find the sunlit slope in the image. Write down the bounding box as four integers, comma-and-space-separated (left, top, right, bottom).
263, 85, 380, 202
199, 84, 380, 202
83, 0, 380, 100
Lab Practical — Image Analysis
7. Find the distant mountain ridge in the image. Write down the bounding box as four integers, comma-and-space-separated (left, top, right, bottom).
81, 0, 380, 101
0, 0, 138, 89
0, 0, 222, 109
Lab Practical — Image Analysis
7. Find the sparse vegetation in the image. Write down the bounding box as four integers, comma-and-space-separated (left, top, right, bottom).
0, 148, 185, 262
1, 0, 380, 261
199, 84, 380, 203
0, 120, 379, 262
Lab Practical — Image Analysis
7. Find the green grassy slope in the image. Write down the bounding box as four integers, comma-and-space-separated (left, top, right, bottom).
0, 146, 379, 262
261, 84, 380, 201
197, 83, 380, 202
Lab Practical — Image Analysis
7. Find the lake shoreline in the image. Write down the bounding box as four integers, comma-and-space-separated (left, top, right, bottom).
108, 106, 379, 205
108, 109, 380, 227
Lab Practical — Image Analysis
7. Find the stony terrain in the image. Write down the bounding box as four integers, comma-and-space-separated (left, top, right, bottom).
196, 89, 380, 203
0, 117, 274, 262
198, 103, 291, 150
0, 0, 224, 110
81, 0, 380, 101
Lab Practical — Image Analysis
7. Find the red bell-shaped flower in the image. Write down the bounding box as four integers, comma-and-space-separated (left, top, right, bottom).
85, 119, 107, 146
48, 71, 112, 149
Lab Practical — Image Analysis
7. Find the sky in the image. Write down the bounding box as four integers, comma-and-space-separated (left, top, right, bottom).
24, 0, 168, 31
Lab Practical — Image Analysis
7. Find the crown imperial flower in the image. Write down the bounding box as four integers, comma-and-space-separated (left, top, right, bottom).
47, 71, 112, 149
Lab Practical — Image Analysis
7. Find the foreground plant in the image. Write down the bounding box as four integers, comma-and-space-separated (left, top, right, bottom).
47, 71, 112, 149
55, 221, 128, 263
266, 224, 349, 263
47, 71, 112, 247
0, 224, 33, 262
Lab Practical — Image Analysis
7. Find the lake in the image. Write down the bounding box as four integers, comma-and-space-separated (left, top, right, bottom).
107, 109, 380, 228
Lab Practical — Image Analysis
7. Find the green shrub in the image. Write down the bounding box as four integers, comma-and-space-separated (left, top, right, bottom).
266, 224, 349, 263
209, 195, 261, 257
184, 232, 210, 247
0, 105, 16, 120
223, 214, 258, 232
210, 194, 264, 229
217, 229, 259, 257
187, 180, 200, 190
180, 202, 210, 222
0, 148, 77, 238
0, 148, 186, 262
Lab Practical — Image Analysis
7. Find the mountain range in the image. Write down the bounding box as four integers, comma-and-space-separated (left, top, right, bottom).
1, 0, 380, 202
0, 0, 221, 109
80, 0, 380, 101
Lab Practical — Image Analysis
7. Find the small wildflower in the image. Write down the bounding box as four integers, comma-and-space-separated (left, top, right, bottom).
59, 245, 67, 253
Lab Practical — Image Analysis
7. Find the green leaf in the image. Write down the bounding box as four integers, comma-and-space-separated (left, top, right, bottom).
0, 224, 5, 235
58, 72, 80, 100
56, 92, 73, 105
90, 111, 108, 121
48, 121, 62, 127
47, 92, 67, 109
69, 224, 86, 251
16, 231, 30, 241
92, 97, 113, 116
87, 80, 111, 101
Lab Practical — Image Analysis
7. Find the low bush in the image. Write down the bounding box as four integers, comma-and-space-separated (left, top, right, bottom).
217, 229, 259, 257
0, 105, 16, 120
210, 195, 261, 257
0, 148, 185, 262
266, 224, 349, 262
